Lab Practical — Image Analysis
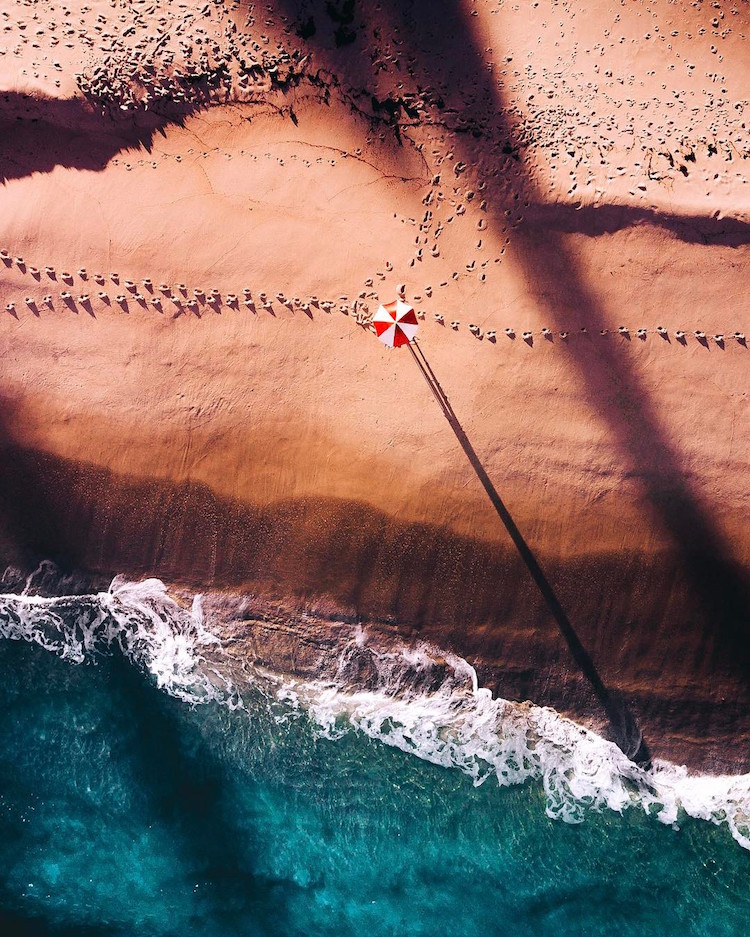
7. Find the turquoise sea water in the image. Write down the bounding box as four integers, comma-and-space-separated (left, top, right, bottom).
0, 578, 748, 936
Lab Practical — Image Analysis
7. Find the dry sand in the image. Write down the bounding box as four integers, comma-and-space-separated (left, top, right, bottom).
1, 0, 748, 770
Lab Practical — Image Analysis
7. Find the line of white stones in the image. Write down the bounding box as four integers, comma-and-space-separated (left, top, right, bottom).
1, 250, 746, 347
0, 251, 371, 324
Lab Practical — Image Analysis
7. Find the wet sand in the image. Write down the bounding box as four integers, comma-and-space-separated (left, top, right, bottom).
1, 0, 748, 770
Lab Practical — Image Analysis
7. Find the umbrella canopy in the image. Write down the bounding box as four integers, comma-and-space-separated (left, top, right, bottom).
373, 300, 419, 348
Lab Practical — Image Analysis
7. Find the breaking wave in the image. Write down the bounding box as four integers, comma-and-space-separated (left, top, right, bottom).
0, 571, 236, 705
1, 572, 748, 850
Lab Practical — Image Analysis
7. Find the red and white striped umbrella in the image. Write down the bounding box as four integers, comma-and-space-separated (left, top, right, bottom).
373, 300, 419, 348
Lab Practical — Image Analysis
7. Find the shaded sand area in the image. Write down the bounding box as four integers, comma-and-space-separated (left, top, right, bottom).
1, 0, 749, 770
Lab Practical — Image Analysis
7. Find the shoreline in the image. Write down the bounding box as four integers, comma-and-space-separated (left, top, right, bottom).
2, 0, 748, 779
1, 442, 748, 775
2, 567, 749, 794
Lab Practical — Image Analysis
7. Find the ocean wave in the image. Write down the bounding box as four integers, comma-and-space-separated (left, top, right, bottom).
1, 573, 748, 850
277, 630, 750, 849
0, 572, 235, 705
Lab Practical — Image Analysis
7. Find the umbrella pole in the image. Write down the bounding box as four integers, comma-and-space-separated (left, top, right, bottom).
407, 340, 649, 766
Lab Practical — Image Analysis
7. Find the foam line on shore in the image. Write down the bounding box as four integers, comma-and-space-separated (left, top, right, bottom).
1, 574, 748, 850
0, 574, 236, 705
275, 626, 750, 849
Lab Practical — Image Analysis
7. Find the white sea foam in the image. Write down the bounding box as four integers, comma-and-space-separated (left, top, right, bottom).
274, 627, 750, 850
0, 574, 234, 705
1, 574, 748, 850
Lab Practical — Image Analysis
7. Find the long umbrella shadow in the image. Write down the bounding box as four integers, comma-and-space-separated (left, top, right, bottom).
268, 0, 749, 678
396, 3, 750, 672
409, 340, 650, 764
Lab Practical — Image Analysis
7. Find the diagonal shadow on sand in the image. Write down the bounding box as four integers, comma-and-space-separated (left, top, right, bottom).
266, 0, 750, 674
0, 92, 200, 184
408, 339, 650, 764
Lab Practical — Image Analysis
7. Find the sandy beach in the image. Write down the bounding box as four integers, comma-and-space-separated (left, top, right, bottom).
1, 0, 748, 771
